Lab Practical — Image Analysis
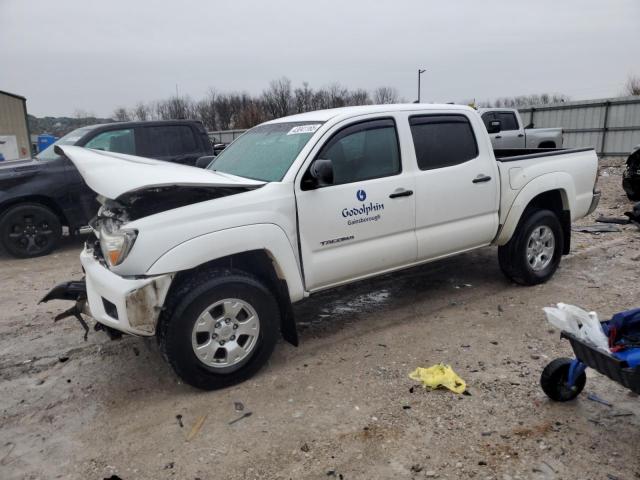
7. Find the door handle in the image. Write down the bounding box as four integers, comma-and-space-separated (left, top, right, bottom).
495, 135, 502, 139
389, 189, 414, 198
518, 134, 524, 138
472, 175, 492, 184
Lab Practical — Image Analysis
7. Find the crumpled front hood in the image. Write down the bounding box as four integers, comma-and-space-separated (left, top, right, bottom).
56, 145, 264, 200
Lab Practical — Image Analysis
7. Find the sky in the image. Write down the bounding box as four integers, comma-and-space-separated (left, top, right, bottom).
1, 0, 639, 117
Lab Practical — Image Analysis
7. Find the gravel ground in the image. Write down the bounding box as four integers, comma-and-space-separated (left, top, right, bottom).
1, 159, 639, 480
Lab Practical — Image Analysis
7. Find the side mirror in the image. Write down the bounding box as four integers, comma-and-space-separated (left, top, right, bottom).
487, 120, 502, 134
213, 143, 227, 156
195, 155, 215, 168
304, 159, 334, 189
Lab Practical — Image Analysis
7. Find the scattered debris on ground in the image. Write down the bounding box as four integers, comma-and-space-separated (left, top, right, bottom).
228, 411, 253, 425
596, 216, 630, 225
572, 224, 621, 233
186, 415, 207, 441
409, 364, 467, 393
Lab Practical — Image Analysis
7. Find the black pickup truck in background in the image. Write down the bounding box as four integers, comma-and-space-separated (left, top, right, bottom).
0, 120, 214, 258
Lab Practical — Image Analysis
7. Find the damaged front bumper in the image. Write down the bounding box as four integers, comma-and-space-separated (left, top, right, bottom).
42, 248, 173, 336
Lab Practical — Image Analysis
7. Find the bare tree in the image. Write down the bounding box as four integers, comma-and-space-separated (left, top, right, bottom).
480, 93, 569, 108
156, 96, 195, 120
348, 88, 372, 106
195, 89, 218, 130
325, 83, 349, 108
108, 79, 417, 131
293, 82, 314, 113
131, 102, 150, 121
215, 94, 235, 130
262, 77, 293, 118
112, 107, 131, 122
312, 88, 331, 110
235, 100, 267, 129
73, 109, 95, 119
625, 75, 640, 96
373, 86, 399, 104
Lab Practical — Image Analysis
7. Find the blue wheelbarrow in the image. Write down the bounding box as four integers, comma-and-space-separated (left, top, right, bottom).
541, 308, 640, 401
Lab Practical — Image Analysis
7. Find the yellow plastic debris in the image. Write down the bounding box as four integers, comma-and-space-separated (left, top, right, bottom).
409, 363, 466, 394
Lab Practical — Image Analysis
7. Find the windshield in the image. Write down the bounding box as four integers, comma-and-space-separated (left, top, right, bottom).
36, 127, 94, 161
209, 121, 323, 181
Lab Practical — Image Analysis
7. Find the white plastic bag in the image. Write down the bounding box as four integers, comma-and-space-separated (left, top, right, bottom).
544, 303, 609, 352
543, 306, 580, 335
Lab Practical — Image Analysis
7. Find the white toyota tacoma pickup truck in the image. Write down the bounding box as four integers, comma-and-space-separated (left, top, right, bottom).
44, 104, 599, 390
478, 107, 563, 149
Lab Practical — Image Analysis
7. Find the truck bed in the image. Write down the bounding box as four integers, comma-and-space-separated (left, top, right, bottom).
494, 146, 599, 239
494, 147, 594, 162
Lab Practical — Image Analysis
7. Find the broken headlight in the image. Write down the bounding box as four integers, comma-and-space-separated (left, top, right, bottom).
98, 218, 137, 267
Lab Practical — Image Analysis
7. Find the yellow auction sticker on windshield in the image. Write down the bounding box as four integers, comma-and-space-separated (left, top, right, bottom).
287, 124, 322, 135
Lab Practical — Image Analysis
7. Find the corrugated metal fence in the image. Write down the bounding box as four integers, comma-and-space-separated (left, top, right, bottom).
518, 96, 640, 156
208, 129, 247, 144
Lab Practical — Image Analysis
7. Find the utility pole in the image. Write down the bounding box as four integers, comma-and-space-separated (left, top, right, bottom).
417, 69, 426, 103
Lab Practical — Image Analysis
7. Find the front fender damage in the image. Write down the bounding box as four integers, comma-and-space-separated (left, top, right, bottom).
41, 274, 173, 338
124, 275, 172, 334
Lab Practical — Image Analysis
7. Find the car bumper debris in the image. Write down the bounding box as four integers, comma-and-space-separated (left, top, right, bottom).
41, 248, 173, 337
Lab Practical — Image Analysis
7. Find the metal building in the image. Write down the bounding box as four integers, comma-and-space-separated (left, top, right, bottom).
0, 90, 31, 161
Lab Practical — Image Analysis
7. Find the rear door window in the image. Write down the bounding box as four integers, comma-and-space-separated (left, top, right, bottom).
409, 115, 479, 170
481, 112, 496, 130
83, 129, 135, 155
142, 125, 201, 158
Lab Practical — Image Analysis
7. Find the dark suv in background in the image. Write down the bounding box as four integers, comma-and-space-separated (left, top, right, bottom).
0, 120, 214, 258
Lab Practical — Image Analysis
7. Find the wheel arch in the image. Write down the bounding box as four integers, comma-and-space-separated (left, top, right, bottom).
148, 224, 305, 346
0, 195, 70, 227
538, 141, 557, 149
627, 149, 640, 169
496, 174, 575, 254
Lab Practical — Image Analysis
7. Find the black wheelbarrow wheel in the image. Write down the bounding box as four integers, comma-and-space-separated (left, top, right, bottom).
541, 358, 586, 401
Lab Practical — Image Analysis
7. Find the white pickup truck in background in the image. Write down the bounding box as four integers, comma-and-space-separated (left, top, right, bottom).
43, 104, 599, 390
478, 107, 564, 150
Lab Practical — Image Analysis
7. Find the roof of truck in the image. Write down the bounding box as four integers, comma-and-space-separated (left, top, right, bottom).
266, 103, 475, 124
86, 119, 205, 129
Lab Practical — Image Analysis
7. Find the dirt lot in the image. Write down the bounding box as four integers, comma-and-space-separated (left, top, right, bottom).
1, 160, 639, 480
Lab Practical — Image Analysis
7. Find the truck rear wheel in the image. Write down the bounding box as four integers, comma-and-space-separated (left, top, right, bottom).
158, 269, 279, 390
498, 209, 563, 286
0, 203, 62, 258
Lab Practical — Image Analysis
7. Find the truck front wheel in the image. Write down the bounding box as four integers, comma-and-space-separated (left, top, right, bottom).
498, 209, 563, 285
158, 269, 279, 390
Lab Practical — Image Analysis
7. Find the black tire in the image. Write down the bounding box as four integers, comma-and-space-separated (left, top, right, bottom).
498, 208, 563, 286
540, 358, 586, 401
158, 268, 280, 390
0, 203, 62, 258
623, 176, 640, 201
